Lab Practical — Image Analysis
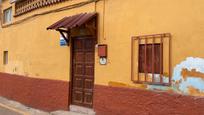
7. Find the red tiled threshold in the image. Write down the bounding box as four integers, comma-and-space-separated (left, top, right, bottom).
94, 85, 204, 115
0, 73, 69, 112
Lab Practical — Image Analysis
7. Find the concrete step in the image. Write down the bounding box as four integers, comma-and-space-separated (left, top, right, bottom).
51, 110, 87, 115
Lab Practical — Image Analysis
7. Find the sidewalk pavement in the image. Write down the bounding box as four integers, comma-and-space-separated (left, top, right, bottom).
0, 96, 87, 115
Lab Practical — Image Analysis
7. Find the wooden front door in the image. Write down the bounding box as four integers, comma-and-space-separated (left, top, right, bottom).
71, 37, 95, 108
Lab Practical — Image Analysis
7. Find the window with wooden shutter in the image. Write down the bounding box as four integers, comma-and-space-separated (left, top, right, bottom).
131, 33, 171, 86
139, 43, 162, 74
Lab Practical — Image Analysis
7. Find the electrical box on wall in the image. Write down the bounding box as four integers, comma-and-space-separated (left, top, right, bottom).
98, 44, 107, 57
98, 44, 107, 65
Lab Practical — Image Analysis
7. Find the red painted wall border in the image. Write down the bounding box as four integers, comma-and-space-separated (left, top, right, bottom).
0, 72, 69, 112
94, 85, 204, 115
1, 72, 204, 114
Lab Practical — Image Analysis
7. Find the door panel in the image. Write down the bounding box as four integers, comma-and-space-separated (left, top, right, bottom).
73, 91, 83, 103
84, 92, 93, 106
73, 77, 83, 89
71, 38, 95, 108
85, 65, 94, 77
84, 79, 94, 89
85, 53, 94, 63
75, 52, 84, 63
74, 64, 84, 75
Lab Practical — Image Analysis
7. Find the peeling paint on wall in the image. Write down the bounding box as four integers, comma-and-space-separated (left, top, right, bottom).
108, 81, 173, 93
108, 57, 204, 96
108, 81, 148, 89
181, 68, 204, 80
187, 86, 204, 96
172, 57, 204, 96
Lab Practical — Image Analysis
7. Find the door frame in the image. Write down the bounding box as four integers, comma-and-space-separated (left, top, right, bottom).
68, 35, 96, 108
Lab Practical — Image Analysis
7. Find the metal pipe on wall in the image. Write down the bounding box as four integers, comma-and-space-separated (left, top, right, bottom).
0, 0, 2, 28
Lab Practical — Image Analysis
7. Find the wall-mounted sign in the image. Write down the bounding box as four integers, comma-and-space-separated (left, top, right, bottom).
60, 34, 67, 46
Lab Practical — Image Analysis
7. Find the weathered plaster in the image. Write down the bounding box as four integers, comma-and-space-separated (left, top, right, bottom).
108, 81, 148, 89
108, 81, 173, 93
181, 68, 204, 80
109, 57, 204, 96
172, 57, 204, 96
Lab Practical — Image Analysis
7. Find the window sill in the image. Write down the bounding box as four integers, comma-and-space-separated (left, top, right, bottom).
133, 81, 171, 86
2, 22, 13, 28
133, 72, 170, 86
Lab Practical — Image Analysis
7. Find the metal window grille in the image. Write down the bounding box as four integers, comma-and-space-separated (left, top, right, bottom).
131, 33, 171, 86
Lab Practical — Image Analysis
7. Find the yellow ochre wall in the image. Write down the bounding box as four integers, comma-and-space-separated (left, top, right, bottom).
1, 0, 204, 95
0, 0, 97, 81
96, 0, 204, 85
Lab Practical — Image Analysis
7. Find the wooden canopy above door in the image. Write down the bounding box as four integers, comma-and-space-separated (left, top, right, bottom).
47, 12, 97, 45
47, 12, 97, 30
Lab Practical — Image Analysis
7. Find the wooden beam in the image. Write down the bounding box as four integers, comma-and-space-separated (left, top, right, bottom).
58, 30, 69, 46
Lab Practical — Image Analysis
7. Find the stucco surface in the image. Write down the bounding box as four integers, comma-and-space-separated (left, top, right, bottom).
172, 57, 204, 96
94, 85, 204, 115
0, 0, 204, 96
0, 73, 69, 112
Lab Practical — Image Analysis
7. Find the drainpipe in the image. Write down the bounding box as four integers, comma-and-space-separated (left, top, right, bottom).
103, 0, 105, 41
0, 0, 2, 28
